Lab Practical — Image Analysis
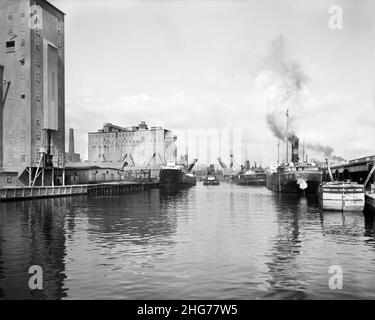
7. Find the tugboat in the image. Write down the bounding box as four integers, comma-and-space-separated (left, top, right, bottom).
236, 161, 266, 186
159, 159, 197, 188
266, 137, 323, 194
203, 164, 220, 186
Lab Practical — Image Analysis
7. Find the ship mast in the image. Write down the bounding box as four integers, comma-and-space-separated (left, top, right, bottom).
285, 109, 289, 163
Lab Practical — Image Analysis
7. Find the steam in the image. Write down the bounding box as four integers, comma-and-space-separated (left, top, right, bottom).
263, 35, 307, 143
306, 143, 346, 163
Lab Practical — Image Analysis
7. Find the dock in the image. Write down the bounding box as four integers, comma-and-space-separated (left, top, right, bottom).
0, 182, 159, 202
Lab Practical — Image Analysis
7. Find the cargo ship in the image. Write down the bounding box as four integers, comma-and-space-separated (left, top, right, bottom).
236, 161, 266, 186
159, 159, 197, 188
266, 137, 323, 194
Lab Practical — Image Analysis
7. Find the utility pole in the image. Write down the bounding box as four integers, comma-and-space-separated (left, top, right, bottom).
277, 139, 280, 164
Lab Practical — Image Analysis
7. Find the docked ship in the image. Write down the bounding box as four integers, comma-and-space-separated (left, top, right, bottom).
318, 181, 365, 211
236, 161, 266, 186
266, 137, 323, 194
203, 164, 220, 186
159, 159, 197, 188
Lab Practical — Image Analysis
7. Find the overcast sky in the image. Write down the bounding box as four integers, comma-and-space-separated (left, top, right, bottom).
51, 0, 375, 166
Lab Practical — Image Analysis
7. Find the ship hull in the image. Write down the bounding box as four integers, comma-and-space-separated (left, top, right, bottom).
159, 169, 196, 188
266, 171, 322, 194
318, 183, 364, 211
236, 174, 266, 186
203, 178, 220, 186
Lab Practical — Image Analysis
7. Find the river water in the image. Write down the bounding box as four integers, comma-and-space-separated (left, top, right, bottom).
1, 183, 375, 300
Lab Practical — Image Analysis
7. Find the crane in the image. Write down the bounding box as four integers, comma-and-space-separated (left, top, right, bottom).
217, 157, 227, 170
187, 158, 198, 173
121, 153, 135, 169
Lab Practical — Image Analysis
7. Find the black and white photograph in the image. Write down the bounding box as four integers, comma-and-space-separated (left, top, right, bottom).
0, 0, 375, 306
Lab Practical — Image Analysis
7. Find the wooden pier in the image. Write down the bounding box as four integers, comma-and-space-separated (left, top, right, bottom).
0, 182, 158, 202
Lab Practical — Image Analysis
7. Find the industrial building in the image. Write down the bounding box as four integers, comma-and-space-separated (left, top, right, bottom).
88, 122, 177, 168
0, 0, 65, 186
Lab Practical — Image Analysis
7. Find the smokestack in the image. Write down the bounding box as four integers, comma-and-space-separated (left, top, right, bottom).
69, 128, 75, 155
245, 160, 250, 170
0, 65, 4, 171
291, 136, 299, 164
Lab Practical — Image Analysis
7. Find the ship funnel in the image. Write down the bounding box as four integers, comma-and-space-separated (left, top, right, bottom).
245, 160, 250, 170
291, 136, 299, 164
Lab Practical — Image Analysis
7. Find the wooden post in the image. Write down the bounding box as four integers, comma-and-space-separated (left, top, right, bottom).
364, 164, 375, 188
41, 167, 45, 186
52, 167, 55, 187
29, 167, 32, 186
326, 159, 334, 182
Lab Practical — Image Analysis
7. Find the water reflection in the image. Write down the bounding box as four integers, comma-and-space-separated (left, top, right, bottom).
0, 185, 375, 299
264, 194, 307, 299
0, 198, 70, 299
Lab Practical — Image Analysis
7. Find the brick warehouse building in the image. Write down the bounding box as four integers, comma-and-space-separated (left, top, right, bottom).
0, 0, 65, 186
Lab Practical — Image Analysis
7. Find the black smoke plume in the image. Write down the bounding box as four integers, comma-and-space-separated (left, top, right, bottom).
264, 35, 307, 141
306, 143, 346, 163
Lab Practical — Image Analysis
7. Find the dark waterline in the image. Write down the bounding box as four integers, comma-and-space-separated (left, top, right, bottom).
0, 183, 375, 299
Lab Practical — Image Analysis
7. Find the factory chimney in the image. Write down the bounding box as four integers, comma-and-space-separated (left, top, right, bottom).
291, 136, 299, 164
69, 128, 75, 155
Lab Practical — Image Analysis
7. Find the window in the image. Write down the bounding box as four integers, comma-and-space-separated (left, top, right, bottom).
21, 154, 26, 162
8, 14, 12, 20
35, 41, 40, 50
57, 40, 62, 48
21, 94, 25, 99
36, 116, 41, 126
6, 41, 15, 53
57, 25, 62, 34
35, 92, 40, 101
36, 132, 41, 140
35, 28, 40, 36
36, 58, 40, 67
7, 177, 12, 184
8, 29, 13, 36
36, 73, 40, 82
20, 39, 25, 47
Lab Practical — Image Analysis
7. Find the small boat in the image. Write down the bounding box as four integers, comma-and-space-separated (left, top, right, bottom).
318, 159, 370, 212
202, 164, 220, 186
318, 181, 365, 211
203, 175, 220, 186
